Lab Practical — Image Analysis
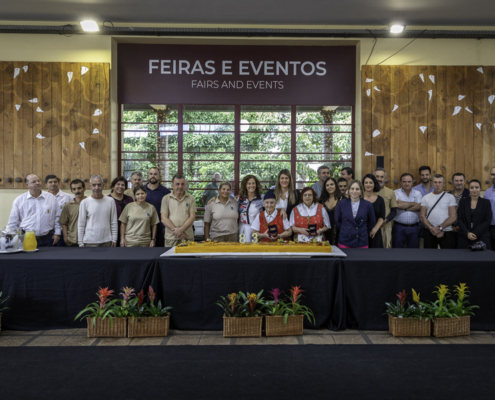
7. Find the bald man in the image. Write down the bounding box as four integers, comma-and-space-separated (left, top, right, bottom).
8, 174, 61, 246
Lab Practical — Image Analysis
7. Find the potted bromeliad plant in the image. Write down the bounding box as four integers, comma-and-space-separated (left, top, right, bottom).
75, 287, 127, 338
430, 284, 478, 337
265, 287, 315, 337
128, 286, 172, 337
0, 292, 10, 332
385, 289, 431, 337
216, 290, 265, 338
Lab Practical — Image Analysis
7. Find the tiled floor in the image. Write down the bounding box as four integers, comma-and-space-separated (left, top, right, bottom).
1, 328, 495, 346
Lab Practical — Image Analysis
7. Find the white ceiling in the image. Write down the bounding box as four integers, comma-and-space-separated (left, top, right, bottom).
2, 0, 495, 26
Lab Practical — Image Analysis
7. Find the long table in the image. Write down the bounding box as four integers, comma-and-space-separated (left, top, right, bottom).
0, 248, 493, 331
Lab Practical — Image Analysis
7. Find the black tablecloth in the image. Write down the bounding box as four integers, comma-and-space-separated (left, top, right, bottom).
343, 249, 495, 330
153, 254, 345, 331
0, 247, 164, 330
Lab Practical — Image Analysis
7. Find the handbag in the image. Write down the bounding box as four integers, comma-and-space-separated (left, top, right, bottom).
419, 192, 446, 238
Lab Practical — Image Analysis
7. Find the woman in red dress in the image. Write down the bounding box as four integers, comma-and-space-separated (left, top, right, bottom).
290, 187, 330, 242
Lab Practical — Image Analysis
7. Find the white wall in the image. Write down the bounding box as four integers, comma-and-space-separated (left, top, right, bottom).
2, 31, 495, 226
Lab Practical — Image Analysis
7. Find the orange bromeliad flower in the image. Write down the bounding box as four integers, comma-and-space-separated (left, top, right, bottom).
97, 287, 114, 309
227, 293, 237, 312
290, 286, 304, 305
248, 293, 257, 314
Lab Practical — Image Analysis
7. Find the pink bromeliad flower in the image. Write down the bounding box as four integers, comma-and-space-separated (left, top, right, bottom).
120, 287, 135, 307
269, 289, 283, 305
148, 286, 156, 305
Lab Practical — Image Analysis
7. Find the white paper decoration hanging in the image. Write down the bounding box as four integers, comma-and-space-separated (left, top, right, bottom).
22, 65, 28, 73
428, 90, 433, 101
477, 67, 483, 73
36, 133, 45, 139
13, 68, 20, 79
28, 98, 38, 103
458, 95, 465, 101
365, 151, 374, 156
373, 86, 381, 92
15, 104, 20, 111
68, 71, 73, 83
372, 130, 381, 137
419, 73, 424, 82
36, 107, 43, 113
79, 142, 86, 151
392, 104, 399, 112
81, 66, 89, 75
419, 126, 427, 133
476, 123, 482, 130
93, 109, 102, 116
453, 106, 462, 115
465, 107, 473, 113
366, 89, 371, 96
429, 75, 435, 84
92, 128, 99, 134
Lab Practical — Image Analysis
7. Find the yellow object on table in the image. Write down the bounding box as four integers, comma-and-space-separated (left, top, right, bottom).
23, 231, 38, 251
175, 241, 332, 254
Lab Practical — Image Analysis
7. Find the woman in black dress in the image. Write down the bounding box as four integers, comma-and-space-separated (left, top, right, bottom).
362, 174, 385, 248
319, 177, 342, 245
457, 179, 493, 250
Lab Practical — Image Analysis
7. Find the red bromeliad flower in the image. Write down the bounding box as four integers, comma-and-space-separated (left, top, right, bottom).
97, 287, 114, 309
148, 286, 156, 305
269, 289, 283, 305
137, 289, 146, 308
396, 289, 407, 309
290, 286, 304, 305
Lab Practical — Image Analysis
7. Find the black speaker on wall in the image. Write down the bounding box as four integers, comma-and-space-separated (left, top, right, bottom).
376, 156, 384, 169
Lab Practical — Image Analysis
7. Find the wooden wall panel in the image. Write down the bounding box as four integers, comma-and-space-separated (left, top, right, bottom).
361, 66, 373, 175
0, 62, 110, 190
362, 65, 495, 190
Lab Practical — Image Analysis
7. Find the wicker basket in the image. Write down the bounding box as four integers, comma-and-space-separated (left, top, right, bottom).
265, 315, 304, 337
388, 314, 431, 337
223, 315, 263, 338
432, 316, 470, 338
86, 317, 127, 338
127, 315, 170, 337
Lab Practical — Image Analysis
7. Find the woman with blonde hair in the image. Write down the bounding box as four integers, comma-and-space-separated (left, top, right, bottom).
274, 169, 299, 220
238, 174, 265, 242
335, 180, 376, 249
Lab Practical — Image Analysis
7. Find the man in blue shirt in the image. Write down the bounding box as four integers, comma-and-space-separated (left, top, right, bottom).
483, 166, 495, 250
144, 167, 171, 247
413, 166, 434, 197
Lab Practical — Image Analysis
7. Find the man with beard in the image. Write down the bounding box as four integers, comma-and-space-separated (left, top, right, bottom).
448, 173, 470, 247
59, 179, 87, 247
45, 174, 74, 246
483, 166, 495, 250
373, 167, 398, 248
144, 167, 171, 247
124, 171, 143, 200
413, 166, 434, 197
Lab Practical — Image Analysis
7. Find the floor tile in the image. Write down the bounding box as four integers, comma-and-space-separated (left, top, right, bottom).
27, 336, 68, 346
464, 335, 495, 344
304, 329, 331, 335
235, 337, 267, 345
201, 331, 223, 335
199, 336, 231, 345
42, 329, 78, 335
97, 338, 132, 346
59, 337, 97, 346
0, 336, 33, 346
368, 335, 404, 344
436, 336, 471, 344
74, 328, 88, 336
331, 329, 360, 335
470, 331, 490, 335
400, 337, 436, 344
166, 335, 201, 345
333, 335, 367, 344
169, 330, 203, 335
303, 335, 336, 345
0, 330, 41, 335
266, 336, 299, 345
129, 337, 164, 346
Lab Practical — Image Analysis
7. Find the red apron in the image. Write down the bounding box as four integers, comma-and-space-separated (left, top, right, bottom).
294, 204, 324, 231
258, 211, 285, 242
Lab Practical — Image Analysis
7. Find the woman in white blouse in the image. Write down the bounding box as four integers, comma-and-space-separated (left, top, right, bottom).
290, 187, 330, 242
274, 169, 299, 219
238, 175, 265, 242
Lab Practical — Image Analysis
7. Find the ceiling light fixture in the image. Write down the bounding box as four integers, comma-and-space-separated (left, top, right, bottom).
80, 20, 99, 32
390, 25, 405, 34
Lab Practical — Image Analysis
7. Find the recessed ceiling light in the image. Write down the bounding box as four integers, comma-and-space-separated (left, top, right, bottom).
80, 20, 99, 32
390, 25, 405, 34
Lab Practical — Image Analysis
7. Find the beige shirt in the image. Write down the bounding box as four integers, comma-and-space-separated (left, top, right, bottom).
377, 186, 398, 220
119, 202, 159, 245
204, 197, 239, 239
59, 200, 82, 246
124, 188, 135, 201
161, 192, 197, 241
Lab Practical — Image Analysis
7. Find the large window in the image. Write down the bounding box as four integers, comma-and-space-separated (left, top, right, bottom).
120, 104, 353, 211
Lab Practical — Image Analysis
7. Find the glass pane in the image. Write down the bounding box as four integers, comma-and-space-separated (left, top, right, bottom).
296, 132, 352, 154
296, 124, 352, 132
183, 131, 235, 153
240, 161, 290, 189
240, 105, 291, 124
241, 153, 289, 161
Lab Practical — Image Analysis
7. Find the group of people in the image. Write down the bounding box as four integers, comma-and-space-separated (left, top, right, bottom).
7, 164, 495, 250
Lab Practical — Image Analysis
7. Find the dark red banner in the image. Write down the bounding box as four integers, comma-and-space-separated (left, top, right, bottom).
118, 44, 356, 105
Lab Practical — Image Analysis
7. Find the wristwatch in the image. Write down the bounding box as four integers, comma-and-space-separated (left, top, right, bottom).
151, 238, 156, 241
438, 226, 443, 232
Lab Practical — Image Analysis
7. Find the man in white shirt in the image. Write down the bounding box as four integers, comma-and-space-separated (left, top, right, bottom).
393, 173, 423, 248
45, 174, 74, 246
8, 174, 61, 246
78, 175, 118, 247
420, 174, 457, 249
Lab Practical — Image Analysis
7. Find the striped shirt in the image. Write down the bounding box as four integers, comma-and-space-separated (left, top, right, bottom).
394, 188, 423, 225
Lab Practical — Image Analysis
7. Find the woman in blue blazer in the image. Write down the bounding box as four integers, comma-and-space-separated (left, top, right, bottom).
335, 180, 376, 248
